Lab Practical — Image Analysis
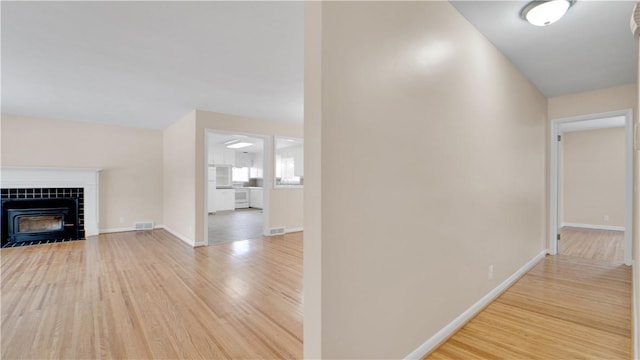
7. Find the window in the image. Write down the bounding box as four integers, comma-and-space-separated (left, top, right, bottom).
232, 167, 249, 182
275, 137, 303, 187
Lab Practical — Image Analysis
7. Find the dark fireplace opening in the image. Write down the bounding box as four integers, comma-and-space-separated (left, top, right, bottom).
1, 188, 85, 248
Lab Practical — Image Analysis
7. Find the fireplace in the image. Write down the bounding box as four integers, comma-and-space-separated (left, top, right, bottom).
1, 188, 85, 247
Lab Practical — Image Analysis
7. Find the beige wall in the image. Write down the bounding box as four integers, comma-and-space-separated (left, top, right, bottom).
548, 84, 637, 120
162, 111, 197, 243
1, 113, 163, 230
303, 2, 323, 358
194, 110, 303, 243
562, 127, 625, 227
306, 2, 547, 357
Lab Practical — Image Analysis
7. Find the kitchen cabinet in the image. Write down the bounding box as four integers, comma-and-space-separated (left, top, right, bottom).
250, 152, 264, 178
215, 165, 232, 188
210, 146, 236, 165
249, 188, 263, 209
214, 189, 235, 211
207, 182, 216, 213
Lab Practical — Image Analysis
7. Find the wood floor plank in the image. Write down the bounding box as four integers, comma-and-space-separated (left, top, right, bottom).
426, 255, 631, 359
1, 229, 303, 359
559, 227, 624, 263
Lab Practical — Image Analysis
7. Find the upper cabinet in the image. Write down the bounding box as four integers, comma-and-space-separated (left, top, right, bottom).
275, 137, 304, 187
250, 151, 264, 179
209, 145, 235, 166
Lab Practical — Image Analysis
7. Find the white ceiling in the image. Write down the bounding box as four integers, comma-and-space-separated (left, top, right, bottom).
3, 2, 637, 130
208, 132, 264, 154
450, 1, 638, 97
559, 115, 625, 132
1, 1, 303, 129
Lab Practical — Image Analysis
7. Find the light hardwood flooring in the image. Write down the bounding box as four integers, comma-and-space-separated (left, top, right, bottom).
559, 226, 624, 264
208, 208, 264, 244
1, 229, 302, 359
426, 255, 632, 359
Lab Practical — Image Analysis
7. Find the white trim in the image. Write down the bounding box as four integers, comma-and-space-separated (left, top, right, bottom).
285, 227, 304, 233
100, 225, 205, 248
561, 222, 625, 232
404, 250, 546, 360
99, 227, 135, 234
204, 128, 272, 245
1, 167, 101, 236
156, 225, 200, 247
549, 109, 634, 266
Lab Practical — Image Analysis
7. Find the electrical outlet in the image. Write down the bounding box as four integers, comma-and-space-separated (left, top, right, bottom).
603, 215, 609, 221
488, 265, 494, 280
119, 217, 125, 224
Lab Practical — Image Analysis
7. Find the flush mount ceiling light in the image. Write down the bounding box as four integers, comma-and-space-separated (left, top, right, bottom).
226, 142, 252, 149
521, 0, 574, 27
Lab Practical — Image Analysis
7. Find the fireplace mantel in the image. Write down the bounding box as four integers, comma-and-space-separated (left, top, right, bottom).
1, 167, 101, 236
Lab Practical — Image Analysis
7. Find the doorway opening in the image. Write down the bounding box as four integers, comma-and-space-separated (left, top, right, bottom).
205, 129, 270, 245
549, 109, 633, 265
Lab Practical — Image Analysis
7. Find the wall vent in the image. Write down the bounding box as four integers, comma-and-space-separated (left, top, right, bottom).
269, 227, 286, 236
134, 221, 154, 231
631, 2, 640, 38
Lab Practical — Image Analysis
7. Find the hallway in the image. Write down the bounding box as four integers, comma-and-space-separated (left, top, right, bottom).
426, 228, 632, 359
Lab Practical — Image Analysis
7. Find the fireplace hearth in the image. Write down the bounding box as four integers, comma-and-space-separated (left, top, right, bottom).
1, 188, 85, 248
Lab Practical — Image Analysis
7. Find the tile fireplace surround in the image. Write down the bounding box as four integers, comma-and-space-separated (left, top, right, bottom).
1, 168, 100, 247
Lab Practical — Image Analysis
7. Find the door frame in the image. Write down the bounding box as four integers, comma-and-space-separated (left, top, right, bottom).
549, 108, 634, 265
204, 128, 272, 246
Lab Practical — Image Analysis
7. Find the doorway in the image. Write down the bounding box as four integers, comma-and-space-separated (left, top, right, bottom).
549, 109, 633, 265
205, 129, 270, 245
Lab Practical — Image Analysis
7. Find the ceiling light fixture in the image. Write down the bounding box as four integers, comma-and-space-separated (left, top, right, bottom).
521, 0, 573, 27
226, 142, 252, 149
224, 139, 239, 145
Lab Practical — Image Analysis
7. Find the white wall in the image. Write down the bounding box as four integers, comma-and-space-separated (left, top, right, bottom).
305, 2, 547, 357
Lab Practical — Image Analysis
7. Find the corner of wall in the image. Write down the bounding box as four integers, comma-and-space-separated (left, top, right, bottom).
162, 111, 198, 243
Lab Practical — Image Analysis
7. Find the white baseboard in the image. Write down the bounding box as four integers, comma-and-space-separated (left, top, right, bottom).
99, 226, 135, 234
404, 250, 547, 360
155, 225, 200, 247
100, 225, 203, 248
562, 222, 625, 231
286, 227, 304, 233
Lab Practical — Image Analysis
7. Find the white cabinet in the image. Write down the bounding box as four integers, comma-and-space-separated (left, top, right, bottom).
249, 188, 263, 209
207, 182, 216, 213
250, 152, 264, 178
215, 165, 232, 188
214, 189, 235, 211
210, 146, 236, 165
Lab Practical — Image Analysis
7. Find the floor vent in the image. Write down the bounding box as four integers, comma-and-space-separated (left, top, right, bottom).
134, 221, 154, 231
269, 227, 285, 236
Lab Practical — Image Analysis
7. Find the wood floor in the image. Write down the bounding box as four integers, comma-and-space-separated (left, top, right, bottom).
208, 208, 264, 244
559, 226, 624, 263
426, 255, 632, 359
1, 229, 302, 359
2, 227, 632, 359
